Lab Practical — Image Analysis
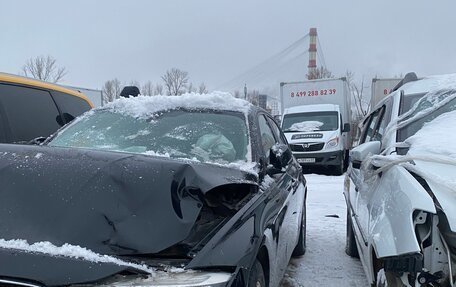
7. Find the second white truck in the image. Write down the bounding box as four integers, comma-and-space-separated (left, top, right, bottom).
279, 78, 352, 174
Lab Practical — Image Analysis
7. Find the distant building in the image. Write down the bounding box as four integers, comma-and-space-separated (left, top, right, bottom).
259, 94, 267, 109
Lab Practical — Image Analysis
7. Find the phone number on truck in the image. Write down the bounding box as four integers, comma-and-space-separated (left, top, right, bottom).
290, 89, 337, 97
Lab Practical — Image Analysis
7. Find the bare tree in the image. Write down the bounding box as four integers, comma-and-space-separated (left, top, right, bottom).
130, 80, 140, 88
345, 71, 370, 121
198, 82, 208, 94
102, 78, 122, 103
307, 66, 333, 80
154, 84, 164, 96
187, 82, 197, 93
161, 68, 189, 96
22, 55, 67, 83
141, 81, 154, 96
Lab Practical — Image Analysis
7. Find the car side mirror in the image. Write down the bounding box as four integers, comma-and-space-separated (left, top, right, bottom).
343, 123, 351, 133
266, 143, 292, 175
350, 141, 381, 169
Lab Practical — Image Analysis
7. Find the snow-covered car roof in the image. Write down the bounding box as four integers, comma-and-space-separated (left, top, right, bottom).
400, 73, 456, 95
102, 92, 252, 119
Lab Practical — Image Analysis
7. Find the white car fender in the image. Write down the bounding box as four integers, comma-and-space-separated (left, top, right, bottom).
368, 165, 436, 259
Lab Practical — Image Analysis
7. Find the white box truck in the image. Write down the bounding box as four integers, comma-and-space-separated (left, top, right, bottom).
370, 78, 401, 109
279, 78, 351, 174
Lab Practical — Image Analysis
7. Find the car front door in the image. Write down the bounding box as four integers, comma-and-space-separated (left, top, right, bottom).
349, 104, 388, 255
257, 114, 299, 286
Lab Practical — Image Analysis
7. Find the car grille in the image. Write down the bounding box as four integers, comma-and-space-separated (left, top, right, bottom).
290, 143, 324, 152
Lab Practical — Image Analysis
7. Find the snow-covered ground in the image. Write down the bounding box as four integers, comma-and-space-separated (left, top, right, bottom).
282, 174, 368, 286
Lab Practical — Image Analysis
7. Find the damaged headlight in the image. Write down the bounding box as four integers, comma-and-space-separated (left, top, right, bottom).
82, 270, 232, 287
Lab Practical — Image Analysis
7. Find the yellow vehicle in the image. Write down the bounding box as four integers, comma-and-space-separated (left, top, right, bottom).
0, 73, 93, 144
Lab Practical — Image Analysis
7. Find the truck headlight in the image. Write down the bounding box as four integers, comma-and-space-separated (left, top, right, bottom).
83, 270, 232, 287
326, 137, 339, 148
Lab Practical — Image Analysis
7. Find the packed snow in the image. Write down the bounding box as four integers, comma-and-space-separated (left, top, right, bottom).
282, 174, 367, 286
104, 92, 251, 119
406, 110, 456, 158
289, 121, 323, 132
0, 239, 154, 274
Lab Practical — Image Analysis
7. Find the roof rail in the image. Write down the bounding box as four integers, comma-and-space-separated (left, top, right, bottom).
392, 72, 418, 92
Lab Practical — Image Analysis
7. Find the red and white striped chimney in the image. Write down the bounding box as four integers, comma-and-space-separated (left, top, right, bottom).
308, 28, 318, 75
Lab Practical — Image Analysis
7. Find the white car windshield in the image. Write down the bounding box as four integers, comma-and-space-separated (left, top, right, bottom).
49, 109, 250, 164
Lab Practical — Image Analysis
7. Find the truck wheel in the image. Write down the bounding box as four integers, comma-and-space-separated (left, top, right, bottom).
345, 210, 359, 258
248, 260, 266, 287
376, 269, 405, 287
293, 204, 306, 257
333, 160, 344, 176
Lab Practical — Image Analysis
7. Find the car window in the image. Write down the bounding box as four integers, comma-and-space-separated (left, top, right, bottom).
363, 109, 382, 143
0, 84, 61, 143
51, 91, 91, 123
371, 107, 386, 141
267, 115, 287, 145
258, 115, 276, 157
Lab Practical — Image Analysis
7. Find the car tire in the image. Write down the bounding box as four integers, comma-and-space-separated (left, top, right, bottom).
345, 210, 359, 258
293, 203, 307, 257
248, 259, 266, 287
376, 269, 405, 287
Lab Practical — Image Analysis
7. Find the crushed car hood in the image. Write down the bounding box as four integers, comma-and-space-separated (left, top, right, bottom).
0, 144, 257, 285
413, 159, 456, 231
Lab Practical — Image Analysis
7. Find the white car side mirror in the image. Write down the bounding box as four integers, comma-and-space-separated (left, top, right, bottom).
350, 141, 381, 169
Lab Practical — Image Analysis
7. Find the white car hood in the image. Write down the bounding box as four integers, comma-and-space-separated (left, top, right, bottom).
413, 158, 456, 231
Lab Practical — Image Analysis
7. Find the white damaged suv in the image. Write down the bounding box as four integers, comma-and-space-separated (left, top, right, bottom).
344, 73, 456, 286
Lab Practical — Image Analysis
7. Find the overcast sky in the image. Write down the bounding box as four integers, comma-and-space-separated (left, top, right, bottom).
1, 0, 455, 92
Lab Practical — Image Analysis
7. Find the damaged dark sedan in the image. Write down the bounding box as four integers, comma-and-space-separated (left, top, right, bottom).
0, 93, 307, 287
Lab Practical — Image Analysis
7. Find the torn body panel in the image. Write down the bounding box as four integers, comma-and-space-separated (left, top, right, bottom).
0, 144, 259, 286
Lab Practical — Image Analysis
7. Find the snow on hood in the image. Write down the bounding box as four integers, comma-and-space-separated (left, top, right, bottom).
289, 121, 323, 132
103, 92, 251, 119
0, 239, 154, 274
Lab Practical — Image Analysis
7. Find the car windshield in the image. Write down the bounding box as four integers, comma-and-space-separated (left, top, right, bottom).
398, 89, 456, 142
49, 109, 250, 164
282, 111, 338, 132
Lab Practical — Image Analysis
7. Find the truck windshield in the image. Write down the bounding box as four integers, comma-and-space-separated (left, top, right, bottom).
282, 111, 339, 132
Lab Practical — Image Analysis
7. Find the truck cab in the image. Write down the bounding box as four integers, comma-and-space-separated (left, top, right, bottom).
281, 104, 349, 175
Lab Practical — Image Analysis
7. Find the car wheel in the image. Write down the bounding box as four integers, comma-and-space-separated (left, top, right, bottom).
376, 269, 405, 287
293, 203, 306, 257
345, 210, 359, 258
248, 259, 266, 287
